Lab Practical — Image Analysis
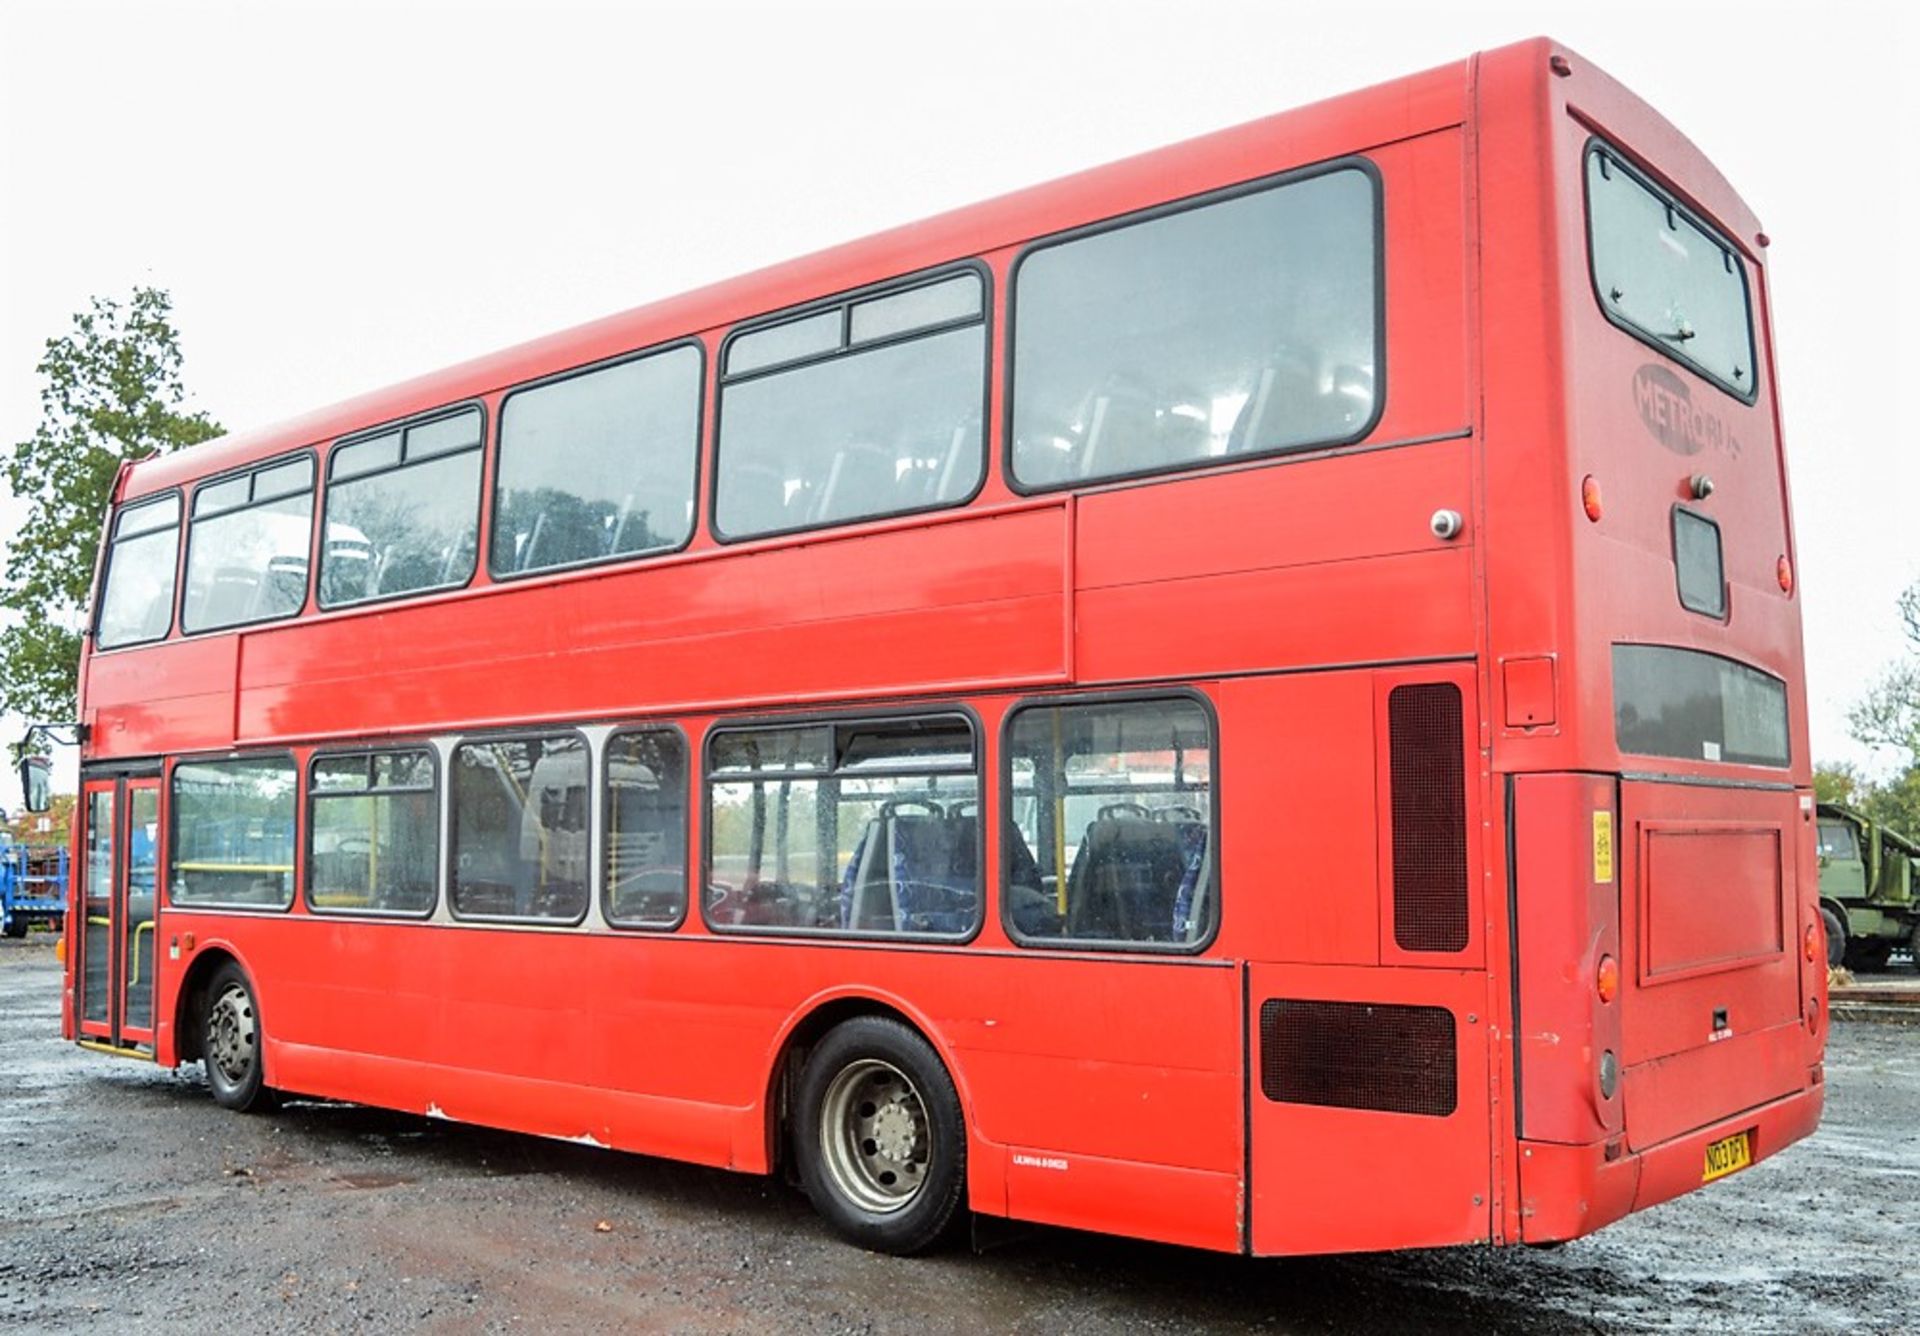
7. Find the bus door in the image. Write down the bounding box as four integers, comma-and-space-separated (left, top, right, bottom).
74, 774, 162, 1050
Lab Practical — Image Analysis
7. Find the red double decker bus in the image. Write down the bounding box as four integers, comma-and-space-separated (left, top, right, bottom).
49, 37, 1822, 1257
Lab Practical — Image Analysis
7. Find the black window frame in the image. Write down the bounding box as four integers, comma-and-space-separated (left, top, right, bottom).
711, 260, 993, 544
1671, 504, 1729, 621
179, 447, 319, 636
1003, 156, 1387, 497
165, 749, 300, 913
446, 726, 593, 927
93, 488, 185, 651
601, 722, 693, 932
999, 687, 1222, 955
487, 339, 707, 584
1582, 138, 1759, 406
699, 705, 987, 942
303, 743, 442, 920
318, 401, 488, 612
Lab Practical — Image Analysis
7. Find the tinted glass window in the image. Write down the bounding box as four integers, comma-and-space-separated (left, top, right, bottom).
184, 456, 315, 632
1673, 508, 1726, 618
171, 756, 297, 908
1816, 821, 1858, 861
706, 717, 979, 936
321, 409, 482, 607
1005, 698, 1214, 947
1012, 168, 1377, 489
97, 494, 181, 649
308, 750, 438, 915
450, 734, 588, 921
605, 730, 688, 927
1613, 645, 1790, 767
716, 273, 986, 539
492, 346, 701, 577
1587, 145, 1755, 398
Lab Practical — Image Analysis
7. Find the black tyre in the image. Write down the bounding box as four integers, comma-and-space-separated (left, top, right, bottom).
3, 917, 26, 939
794, 1017, 966, 1255
1820, 905, 1847, 971
202, 962, 274, 1112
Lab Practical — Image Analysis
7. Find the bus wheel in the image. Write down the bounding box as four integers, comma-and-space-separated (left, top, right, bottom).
1819, 906, 1846, 971
203, 963, 274, 1113
795, 1017, 965, 1255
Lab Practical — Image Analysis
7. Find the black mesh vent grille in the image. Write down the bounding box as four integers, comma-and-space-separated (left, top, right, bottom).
1259, 999, 1458, 1116
1389, 682, 1469, 952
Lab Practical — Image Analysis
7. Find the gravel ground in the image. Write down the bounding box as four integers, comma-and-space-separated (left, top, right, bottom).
2, 934, 1915, 1334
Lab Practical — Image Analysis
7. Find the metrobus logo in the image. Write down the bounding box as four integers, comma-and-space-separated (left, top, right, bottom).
1633, 363, 1741, 458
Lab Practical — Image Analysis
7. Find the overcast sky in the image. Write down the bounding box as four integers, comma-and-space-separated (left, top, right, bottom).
1, 0, 1915, 808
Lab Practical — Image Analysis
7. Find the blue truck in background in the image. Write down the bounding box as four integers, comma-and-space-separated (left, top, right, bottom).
1, 835, 68, 937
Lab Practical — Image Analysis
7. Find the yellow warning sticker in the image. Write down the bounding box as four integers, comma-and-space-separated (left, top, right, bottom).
1593, 810, 1615, 884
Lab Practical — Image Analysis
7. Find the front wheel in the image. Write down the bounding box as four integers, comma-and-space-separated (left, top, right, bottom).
1820, 905, 1847, 971
203, 962, 274, 1112
794, 1017, 966, 1255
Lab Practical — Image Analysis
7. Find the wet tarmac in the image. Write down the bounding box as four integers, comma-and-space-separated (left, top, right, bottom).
2, 934, 1915, 1333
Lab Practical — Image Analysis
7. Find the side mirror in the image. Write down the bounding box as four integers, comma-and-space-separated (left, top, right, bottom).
18, 756, 51, 814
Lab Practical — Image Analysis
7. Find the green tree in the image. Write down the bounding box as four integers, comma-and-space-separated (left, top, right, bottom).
1813, 762, 1863, 808
1850, 580, 1920, 759
0, 288, 221, 719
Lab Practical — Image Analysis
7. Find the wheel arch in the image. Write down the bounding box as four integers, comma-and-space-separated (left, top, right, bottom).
171, 943, 261, 1072
760, 987, 975, 1174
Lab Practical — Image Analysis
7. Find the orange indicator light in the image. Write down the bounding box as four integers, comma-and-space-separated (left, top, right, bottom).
1581, 475, 1603, 522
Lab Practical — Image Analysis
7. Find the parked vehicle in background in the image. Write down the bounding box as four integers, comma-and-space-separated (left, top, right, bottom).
38, 36, 1822, 1260
1, 836, 70, 937
1817, 803, 1920, 971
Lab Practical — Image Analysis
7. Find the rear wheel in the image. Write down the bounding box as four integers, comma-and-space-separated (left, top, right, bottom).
1820, 905, 1847, 971
202, 962, 274, 1112
795, 1017, 966, 1255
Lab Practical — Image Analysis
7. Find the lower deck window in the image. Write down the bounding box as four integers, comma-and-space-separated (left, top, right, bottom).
308, 749, 438, 915
170, 756, 297, 908
605, 730, 689, 927
450, 734, 588, 921
705, 717, 980, 936
1005, 697, 1215, 948
1613, 644, 1790, 767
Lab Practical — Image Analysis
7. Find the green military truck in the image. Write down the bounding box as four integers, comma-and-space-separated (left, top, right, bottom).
1817, 803, 1920, 972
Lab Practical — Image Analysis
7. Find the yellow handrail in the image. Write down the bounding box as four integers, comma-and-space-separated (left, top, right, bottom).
173, 861, 293, 874
126, 919, 154, 987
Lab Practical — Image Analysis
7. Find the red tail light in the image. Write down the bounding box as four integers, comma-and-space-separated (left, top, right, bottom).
1803, 922, 1818, 963
1581, 475, 1604, 522
1777, 555, 1794, 594
1596, 953, 1619, 1004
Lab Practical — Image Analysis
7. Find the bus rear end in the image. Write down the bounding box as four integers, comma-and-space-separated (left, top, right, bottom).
1479, 41, 1823, 1241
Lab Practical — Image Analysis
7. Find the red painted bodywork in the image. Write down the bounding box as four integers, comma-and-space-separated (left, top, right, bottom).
63, 37, 1821, 1257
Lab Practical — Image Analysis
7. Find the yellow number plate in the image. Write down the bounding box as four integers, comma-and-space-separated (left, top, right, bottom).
1702, 1129, 1753, 1183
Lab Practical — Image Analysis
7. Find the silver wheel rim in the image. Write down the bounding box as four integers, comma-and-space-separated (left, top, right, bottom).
819, 1058, 930, 1214
208, 983, 256, 1086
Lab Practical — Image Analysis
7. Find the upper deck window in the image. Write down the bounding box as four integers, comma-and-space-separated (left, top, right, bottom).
491, 345, 702, 578
183, 454, 315, 633
715, 270, 987, 540
95, 492, 182, 649
320, 407, 483, 608
1010, 164, 1380, 490
1586, 144, 1756, 401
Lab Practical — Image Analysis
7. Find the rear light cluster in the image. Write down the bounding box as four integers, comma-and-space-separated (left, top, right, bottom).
1803, 923, 1819, 964
1596, 953, 1619, 1004
1581, 475, 1604, 523
1777, 555, 1794, 594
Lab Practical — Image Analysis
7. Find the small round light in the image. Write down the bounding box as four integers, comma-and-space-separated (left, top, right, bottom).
1582, 475, 1603, 522
1596, 953, 1619, 1004
1777, 555, 1794, 594
54, 936, 66, 967
1803, 922, 1819, 963
1598, 1049, 1619, 1100
1807, 997, 1821, 1035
